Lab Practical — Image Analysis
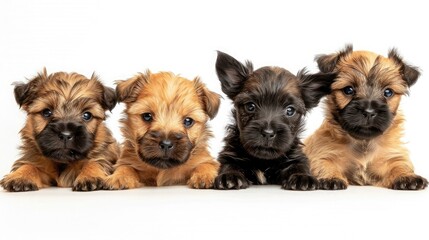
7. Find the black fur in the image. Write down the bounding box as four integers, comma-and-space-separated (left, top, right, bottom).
36, 121, 94, 163
214, 51, 336, 190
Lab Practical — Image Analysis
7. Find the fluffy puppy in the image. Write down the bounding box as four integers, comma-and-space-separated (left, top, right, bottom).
104, 71, 220, 189
213, 51, 336, 190
0, 69, 119, 192
304, 45, 427, 190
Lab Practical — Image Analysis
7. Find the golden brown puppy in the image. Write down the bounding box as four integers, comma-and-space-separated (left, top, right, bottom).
0, 69, 119, 191
304, 45, 427, 190
104, 71, 220, 189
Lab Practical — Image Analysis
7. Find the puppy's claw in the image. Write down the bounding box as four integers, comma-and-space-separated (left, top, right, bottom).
318, 178, 347, 190
282, 174, 318, 191
73, 177, 104, 191
214, 172, 249, 190
0, 177, 39, 192
391, 175, 428, 190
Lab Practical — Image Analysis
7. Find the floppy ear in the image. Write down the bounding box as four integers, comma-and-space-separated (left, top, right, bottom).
193, 78, 221, 119
316, 44, 353, 73
215, 51, 253, 99
298, 69, 337, 109
14, 68, 48, 107
388, 48, 420, 87
115, 71, 150, 103
102, 86, 117, 111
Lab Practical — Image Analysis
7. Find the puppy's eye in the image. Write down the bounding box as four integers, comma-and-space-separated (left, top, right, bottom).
343, 86, 355, 96
384, 88, 394, 98
142, 113, 153, 122
286, 106, 296, 117
245, 102, 256, 113
82, 112, 92, 121
184, 117, 194, 128
41, 108, 53, 118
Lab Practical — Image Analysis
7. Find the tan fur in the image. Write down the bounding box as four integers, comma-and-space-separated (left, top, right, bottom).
105, 71, 220, 189
0, 69, 119, 191
304, 50, 424, 189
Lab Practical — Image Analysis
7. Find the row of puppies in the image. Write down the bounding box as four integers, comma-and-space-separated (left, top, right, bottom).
1, 45, 426, 192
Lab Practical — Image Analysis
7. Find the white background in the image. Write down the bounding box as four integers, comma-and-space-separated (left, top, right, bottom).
1, 1, 428, 239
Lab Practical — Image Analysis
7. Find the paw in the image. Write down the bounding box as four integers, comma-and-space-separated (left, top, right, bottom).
188, 173, 216, 189
214, 172, 249, 190
318, 178, 347, 190
391, 175, 428, 190
0, 176, 39, 192
103, 175, 141, 190
72, 177, 104, 191
282, 174, 318, 191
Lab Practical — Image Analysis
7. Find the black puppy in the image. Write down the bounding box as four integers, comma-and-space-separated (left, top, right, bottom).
214, 51, 336, 190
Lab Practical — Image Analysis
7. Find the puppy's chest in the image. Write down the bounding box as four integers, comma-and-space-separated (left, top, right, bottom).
346, 141, 379, 185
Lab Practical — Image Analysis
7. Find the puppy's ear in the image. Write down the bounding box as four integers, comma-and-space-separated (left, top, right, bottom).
298, 69, 337, 109
215, 51, 253, 99
388, 48, 420, 87
116, 71, 150, 103
14, 68, 48, 107
316, 44, 353, 73
102, 86, 117, 111
194, 78, 221, 119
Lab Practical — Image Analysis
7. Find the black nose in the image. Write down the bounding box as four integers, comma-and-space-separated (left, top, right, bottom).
159, 139, 174, 150
363, 108, 377, 118
261, 128, 276, 139
58, 131, 73, 141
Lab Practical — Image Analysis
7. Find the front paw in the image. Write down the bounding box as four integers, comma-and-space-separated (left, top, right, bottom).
188, 173, 216, 189
391, 175, 428, 190
103, 175, 141, 190
318, 178, 347, 190
0, 176, 39, 192
72, 177, 104, 191
214, 172, 249, 190
282, 174, 318, 191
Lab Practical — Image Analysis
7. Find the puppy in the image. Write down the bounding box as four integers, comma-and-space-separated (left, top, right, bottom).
0, 69, 119, 191
104, 71, 220, 189
213, 51, 336, 190
304, 45, 428, 190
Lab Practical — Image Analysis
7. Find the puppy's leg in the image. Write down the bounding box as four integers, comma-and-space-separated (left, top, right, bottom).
188, 160, 219, 189
104, 165, 141, 190
310, 157, 348, 190
214, 163, 250, 190
0, 164, 51, 192
279, 158, 318, 191
73, 161, 110, 191
375, 158, 427, 190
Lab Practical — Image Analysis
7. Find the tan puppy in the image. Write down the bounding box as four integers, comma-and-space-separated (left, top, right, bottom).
304, 45, 427, 190
0, 69, 119, 191
104, 71, 220, 189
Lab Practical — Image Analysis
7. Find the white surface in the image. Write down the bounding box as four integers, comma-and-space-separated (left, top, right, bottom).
0, 0, 428, 239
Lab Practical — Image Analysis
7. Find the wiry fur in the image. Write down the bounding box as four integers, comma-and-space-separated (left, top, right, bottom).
214, 51, 336, 190
104, 71, 221, 189
0, 69, 119, 192
304, 45, 427, 190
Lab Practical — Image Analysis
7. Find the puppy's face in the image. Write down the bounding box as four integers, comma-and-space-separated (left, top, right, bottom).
15, 70, 116, 163
116, 71, 220, 169
216, 51, 336, 159
317, 45, 420, 140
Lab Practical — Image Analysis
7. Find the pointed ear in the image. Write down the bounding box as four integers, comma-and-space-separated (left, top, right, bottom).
388, 48, 420, 87
115, 70, 150, 103
215, 51, 253, 99
298, 69, 337, 109
194, 77, 221, 119
316, 44, 353, 73
14, 69, 48, 107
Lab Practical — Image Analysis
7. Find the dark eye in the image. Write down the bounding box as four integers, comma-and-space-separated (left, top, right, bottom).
142, 113, 153, 122
184, 117, 194, 128
82, 112, 92, 121
343, 86, 355, 96
245, 102, 256, 113
286, 106, 296, 117
384, 88, 394, 98
41, 108, 52, 118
